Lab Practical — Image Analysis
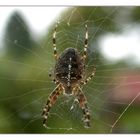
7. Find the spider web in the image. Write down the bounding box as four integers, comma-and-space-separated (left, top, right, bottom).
0, 6, 140, 133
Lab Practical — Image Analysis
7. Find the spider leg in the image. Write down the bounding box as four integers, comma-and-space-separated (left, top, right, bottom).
80, 67, 96, 86
82, 24, 88, 61
70, 98, 79, 111
52, 22, 59, 60
42, 84, 62, 127
76, 87, 91, 128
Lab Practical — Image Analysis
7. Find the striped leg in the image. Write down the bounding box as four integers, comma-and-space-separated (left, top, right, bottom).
80, 68, 96, 85
42, 84, 62, 127
83, 24, 88, 60
77, 87, 90, 128
52, 22, 58, 60
80, 67, 96, 86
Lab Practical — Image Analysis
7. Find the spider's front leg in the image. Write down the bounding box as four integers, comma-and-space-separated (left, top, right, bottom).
77, 87, 91, 128
42, 84, 62, 127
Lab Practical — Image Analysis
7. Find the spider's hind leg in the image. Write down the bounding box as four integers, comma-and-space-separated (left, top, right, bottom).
77, 87, 91, 128
52, 22, 59, 60
42, 84, 62, 127
82, 24, 88, 61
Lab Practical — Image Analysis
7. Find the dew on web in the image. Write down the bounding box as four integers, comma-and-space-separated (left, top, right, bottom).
0, 7, 140, 133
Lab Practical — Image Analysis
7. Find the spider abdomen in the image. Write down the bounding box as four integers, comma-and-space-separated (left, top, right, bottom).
54, 48, 85, 94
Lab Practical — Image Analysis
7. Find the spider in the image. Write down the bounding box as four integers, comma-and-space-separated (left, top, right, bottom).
42, 23, 96, 128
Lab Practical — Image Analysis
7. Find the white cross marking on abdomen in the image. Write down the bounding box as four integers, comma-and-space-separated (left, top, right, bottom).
67, 57, 72, 87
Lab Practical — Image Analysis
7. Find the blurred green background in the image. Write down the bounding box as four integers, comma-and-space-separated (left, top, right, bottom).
0, 7, 140, 133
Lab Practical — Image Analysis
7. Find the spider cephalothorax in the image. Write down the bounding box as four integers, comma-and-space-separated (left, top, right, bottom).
42, 23, 96, 128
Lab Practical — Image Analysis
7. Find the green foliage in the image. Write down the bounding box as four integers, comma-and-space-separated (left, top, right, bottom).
4, 11, 34, 59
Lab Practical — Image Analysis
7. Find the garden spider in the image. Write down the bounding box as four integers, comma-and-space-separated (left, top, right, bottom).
42, 23, 96, 128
